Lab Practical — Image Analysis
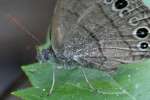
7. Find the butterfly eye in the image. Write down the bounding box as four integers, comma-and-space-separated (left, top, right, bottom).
114, 0, 129, 10
137, 41, 149, 51
133, 27, 150, 39
42, 49, 50, 60
104, 0, 113, 4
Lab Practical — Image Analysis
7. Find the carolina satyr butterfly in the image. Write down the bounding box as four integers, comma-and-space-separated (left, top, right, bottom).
12, 0, 150, 95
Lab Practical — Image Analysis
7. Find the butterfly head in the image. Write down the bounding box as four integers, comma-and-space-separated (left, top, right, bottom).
36, 47, 56, 63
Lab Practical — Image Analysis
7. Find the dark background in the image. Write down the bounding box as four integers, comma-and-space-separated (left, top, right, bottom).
0, 0, 56, 99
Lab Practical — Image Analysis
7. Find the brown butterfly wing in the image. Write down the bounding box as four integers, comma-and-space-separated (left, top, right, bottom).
52, 0, 150, 70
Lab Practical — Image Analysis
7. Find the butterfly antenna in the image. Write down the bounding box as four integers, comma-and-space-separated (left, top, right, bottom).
8, 15, 41, 45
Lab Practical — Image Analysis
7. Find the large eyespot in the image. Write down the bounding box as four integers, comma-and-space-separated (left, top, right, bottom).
104, 0, 113, 4
137, 41, 149, 51
133, 26, 150, 39
112, 0, 129, 11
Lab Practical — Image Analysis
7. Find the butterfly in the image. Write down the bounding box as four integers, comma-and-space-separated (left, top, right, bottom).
12, 0, 150, 95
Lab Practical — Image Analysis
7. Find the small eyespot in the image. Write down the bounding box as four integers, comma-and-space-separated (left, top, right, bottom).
119, 8, 130, 17
137, 41, 149, 51
112, 0, 129, 11
104, 0, 113, 4
133, 26, 150, 40
128, 17, 139, 26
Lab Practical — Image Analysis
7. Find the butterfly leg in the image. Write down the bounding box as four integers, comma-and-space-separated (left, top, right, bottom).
79, 66, 96, 91
48, 65, 55, 95
73, 56, 96, 91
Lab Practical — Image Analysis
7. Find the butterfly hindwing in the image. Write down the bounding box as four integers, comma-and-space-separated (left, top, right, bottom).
52, 0, 150, 70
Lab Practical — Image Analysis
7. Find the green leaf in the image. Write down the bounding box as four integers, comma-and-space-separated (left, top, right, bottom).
13, 59, 150, 100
